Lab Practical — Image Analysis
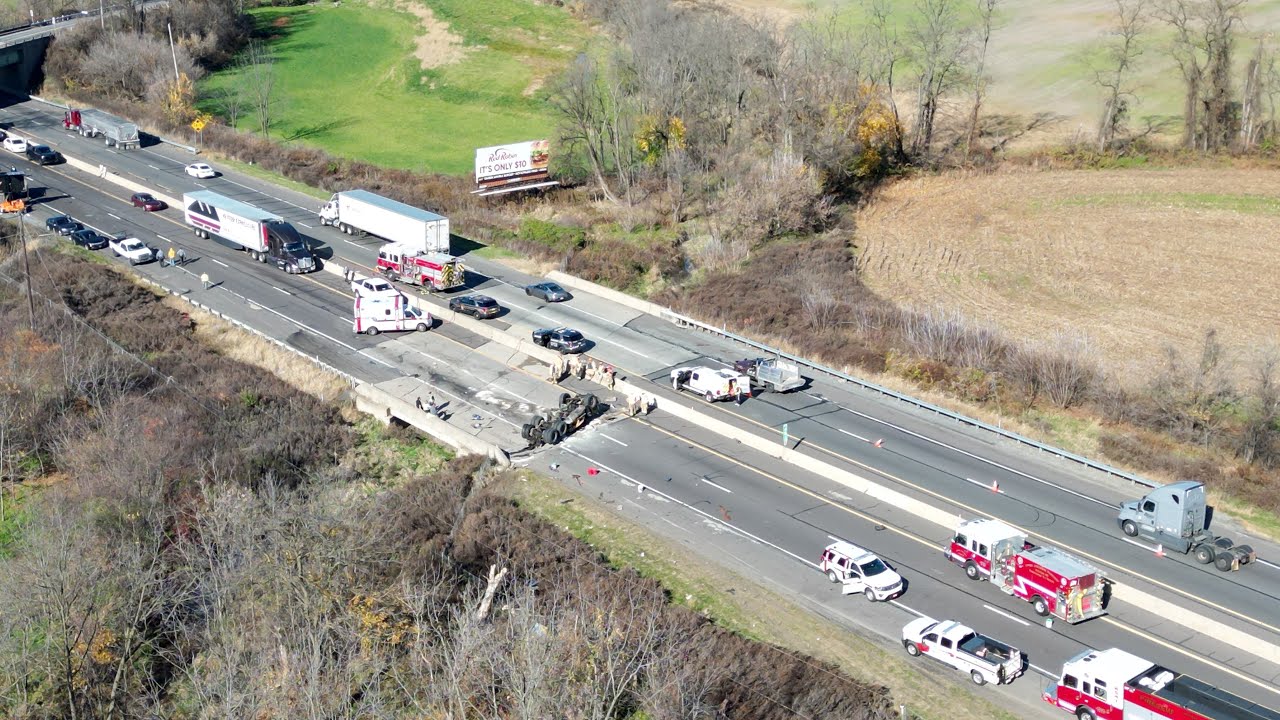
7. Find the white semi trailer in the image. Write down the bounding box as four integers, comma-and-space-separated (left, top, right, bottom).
318, 189, 450, 254
183, 191, 317, 274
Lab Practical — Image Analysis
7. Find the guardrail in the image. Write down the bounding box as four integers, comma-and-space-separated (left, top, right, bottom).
657, 308, 1158, 490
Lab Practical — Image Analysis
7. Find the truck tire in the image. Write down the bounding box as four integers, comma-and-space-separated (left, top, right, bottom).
964, 562, 980, 581
970, 670, 986, 686
1214, 553, 1235, 572
704, 391, 714, 402
521, 423, 535, 442
904, 640, 921, 656
1193, 544, 1216, 564
1076, 707, 1096, 720
558, 392, 572, 409
1032, 596, 1050, 617
1121, 520, 1138, 537
585, 394, 599, 413
365, 326, 380, 336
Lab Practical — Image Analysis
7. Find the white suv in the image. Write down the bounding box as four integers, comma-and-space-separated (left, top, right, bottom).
820, 540, 904, 602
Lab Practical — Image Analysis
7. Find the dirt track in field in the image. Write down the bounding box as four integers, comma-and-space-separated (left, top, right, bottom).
853, 165, 1280, 381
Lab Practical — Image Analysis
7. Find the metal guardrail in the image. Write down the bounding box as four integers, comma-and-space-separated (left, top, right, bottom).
660, 309, 1158, 490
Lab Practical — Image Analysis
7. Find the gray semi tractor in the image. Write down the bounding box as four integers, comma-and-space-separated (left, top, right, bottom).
1117, 480, 1256, 571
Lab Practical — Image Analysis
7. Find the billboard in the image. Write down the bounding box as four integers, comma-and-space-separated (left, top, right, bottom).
475, 140, 550, 185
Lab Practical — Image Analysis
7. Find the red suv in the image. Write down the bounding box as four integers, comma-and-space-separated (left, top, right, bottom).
130, 192, 165, 211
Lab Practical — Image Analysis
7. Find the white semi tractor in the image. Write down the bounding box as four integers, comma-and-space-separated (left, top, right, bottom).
183, 191, 317, 274
318, 189, 450, 254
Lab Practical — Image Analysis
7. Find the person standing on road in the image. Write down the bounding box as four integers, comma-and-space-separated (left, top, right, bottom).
166, 247, 176, 267
200, 272, 211, 290
736, 384, 746, 406
177, 248, 187, 266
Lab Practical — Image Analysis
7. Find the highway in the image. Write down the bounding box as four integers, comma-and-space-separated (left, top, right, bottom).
3, 93, 1278, 716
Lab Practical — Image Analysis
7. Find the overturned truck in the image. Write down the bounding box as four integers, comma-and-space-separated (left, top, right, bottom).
521, 392, 604, 448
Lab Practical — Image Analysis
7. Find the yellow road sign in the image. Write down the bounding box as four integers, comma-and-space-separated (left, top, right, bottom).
191, 118, 206, 132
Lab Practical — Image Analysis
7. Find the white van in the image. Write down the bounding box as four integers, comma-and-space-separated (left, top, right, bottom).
820, 540, 904, 602
353, 294, 431, 335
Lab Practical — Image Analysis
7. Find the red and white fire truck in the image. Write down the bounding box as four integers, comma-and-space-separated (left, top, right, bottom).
944, 518, 1106, 623
1044, 648, 1280, 720
374, 242, 465, 292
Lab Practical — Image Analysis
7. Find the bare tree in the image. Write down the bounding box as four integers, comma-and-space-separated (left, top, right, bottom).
906, 0, 972, 158
1161, 0, 1248, 151
551, 52, 634, 204
864, 0, 909, 162
1239, 38, 1278, 148
1094, 0, 1149, 151
240, 40, 278, 137
965, 0, 1000, 159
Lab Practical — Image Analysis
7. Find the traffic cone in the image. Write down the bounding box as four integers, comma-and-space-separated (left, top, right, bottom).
873, 439, 884, 448
1154, 544, 1164, 558
587, 467, 600, 476
991, 480, 1000, 493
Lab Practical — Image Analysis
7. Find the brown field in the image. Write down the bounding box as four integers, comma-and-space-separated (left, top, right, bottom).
854, 165, 1280, 382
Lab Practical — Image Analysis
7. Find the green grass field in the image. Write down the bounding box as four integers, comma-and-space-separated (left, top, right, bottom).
200, 1, 587, 175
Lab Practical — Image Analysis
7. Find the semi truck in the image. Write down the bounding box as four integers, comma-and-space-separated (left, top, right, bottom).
945, 518, 1106, 624
1118, 480, 1256, 572
183, 191, 316, 274
63, 108, 140, 149
318, 189, 450, 254
1044, 647, 1280, 720
902, 617, 1023, 686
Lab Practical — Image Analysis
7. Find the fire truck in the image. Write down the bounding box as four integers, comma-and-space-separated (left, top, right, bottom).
374, 242, 464, 292
944, 518, 1106, 623
1044, 648, 1280, 720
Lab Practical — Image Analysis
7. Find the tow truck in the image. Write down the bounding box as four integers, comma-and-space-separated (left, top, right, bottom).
945, 518, 1106, 623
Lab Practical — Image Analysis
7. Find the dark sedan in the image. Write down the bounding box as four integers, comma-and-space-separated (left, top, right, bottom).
130, 192, 165, 211
25, 144, 63, 165
70, 228, 110, 250
525, 281, 572, 303
45, 215, 82, 235
448, 294, 501, 318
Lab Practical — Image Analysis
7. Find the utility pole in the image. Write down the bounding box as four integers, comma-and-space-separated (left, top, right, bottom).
18, 219, 33, 332
167, 22, 180, 83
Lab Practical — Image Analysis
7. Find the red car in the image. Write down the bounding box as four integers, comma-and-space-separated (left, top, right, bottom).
130, 192, 165, 211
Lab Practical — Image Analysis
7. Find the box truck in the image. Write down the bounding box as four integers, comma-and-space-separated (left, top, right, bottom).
318, 189, 450, 254
183, 191, 316, 273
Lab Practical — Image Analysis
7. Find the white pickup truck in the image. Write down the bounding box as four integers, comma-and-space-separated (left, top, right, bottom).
901, 617, 1023, 686
670, 366, 751, 402
109, 236, 155, 266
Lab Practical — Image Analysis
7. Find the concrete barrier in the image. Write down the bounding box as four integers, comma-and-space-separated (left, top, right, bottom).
352, 383, 510, 466
547, 270, 668, 318
63, 154, 183, 210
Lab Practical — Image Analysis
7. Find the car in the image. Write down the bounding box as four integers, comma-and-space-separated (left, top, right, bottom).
3, 136, 27, 153
448, 294, 501, 319
525, 281, 572, 302
819, 540, 904, 602
130, 192, 165, 211
351, 277, 402, 299
70, 228, 110, 250
45, 215, 81, 235
108, 235, 155, 265
185, 163, 216, 179
531, 327, 587, 354
901, 617, 1023, 687
25, 145, 62, 165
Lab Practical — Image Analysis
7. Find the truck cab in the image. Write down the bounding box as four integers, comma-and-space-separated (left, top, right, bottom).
1118, 481, 1255, 570
264, 220, 316, 274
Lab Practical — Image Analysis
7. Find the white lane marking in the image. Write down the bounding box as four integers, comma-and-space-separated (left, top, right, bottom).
888, 599, 924, 616
1120, 537, 1162, 554
700, 476, 732, 493
272, 286, 291, 296
156, 235, 169, 242
1258, 558, 1279, 570
1029, 664, 1056, 678
107, 213, 121, 220
146, 164, 159, 170
983, 604, 1031, 626
210, 258, 229, 267
297, 222, 314, 228
600, 433, 627, 447
963, 476, 1004, 494
658, 516, 684, 531
558, 446, 811, 566
344, 239, 362, 247
838, 427, 871, 442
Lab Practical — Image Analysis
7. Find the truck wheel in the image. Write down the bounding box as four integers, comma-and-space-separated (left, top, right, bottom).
1214, 553, 1234, 572
970, 670, 986, 686
1076, 707, 1097, 720
864, 587, 877, 602
704, 391, 714, 402
585, 395, 599, 413
826, 569, 839, 583
521, 423, 535, 442
1121, 520, 1138, 537
904, 640, 921, 656
558, 392, 572, 409
365, 327, 380, 336
1193, 544, 1216, 564
1032, 596, 1050, 617
964, 562, 980, 581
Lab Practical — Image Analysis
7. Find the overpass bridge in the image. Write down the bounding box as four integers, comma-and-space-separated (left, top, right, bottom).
0, 4, 163, 95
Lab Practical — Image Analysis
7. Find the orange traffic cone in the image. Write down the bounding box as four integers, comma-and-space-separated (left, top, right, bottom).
991, 480, 1000, 493
873, 439, 884, 448
1154, 544, 1165, 558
